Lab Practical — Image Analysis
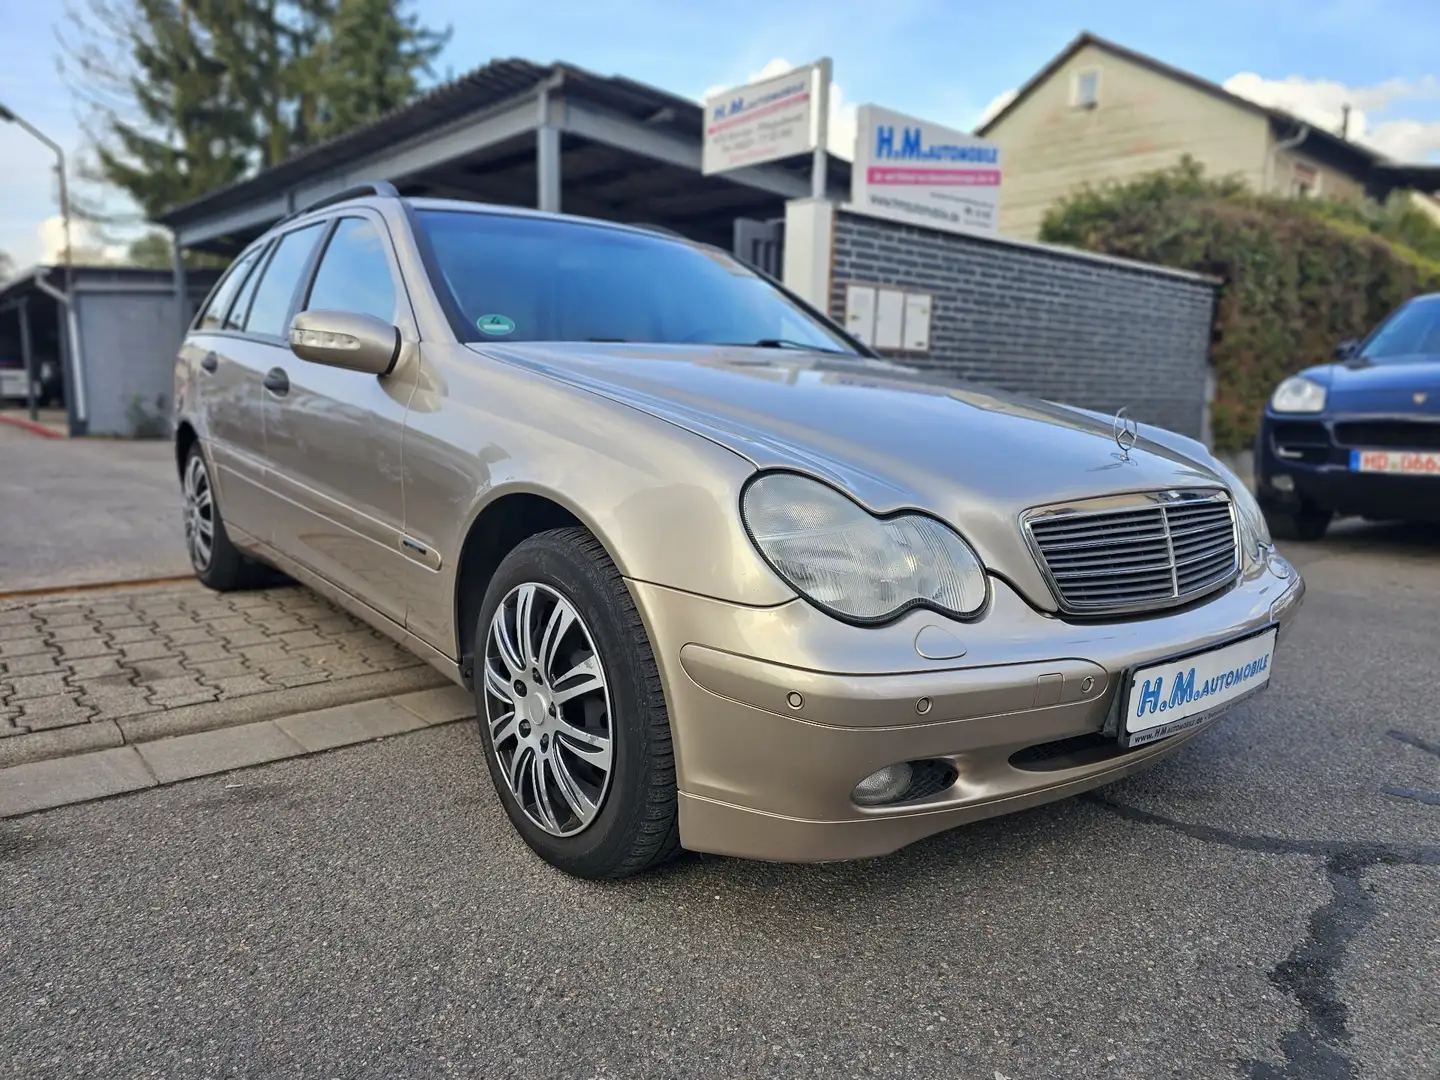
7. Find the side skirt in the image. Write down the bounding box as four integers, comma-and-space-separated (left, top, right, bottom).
228, 525, 465, 689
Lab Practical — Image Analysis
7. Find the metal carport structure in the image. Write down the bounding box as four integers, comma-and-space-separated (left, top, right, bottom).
156, 58, 850, 328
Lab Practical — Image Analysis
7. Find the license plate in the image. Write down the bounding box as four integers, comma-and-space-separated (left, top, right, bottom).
1350, 449, 1440, 475
1121, 628, 1277, 748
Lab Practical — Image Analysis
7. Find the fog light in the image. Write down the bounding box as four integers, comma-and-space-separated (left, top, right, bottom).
852, 763, 914, 807
1273, 474, 1295, 493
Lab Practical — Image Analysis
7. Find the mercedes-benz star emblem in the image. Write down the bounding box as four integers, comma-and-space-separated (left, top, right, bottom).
1112, 407, 1139, 459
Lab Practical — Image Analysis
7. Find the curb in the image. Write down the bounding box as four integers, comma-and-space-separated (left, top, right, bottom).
0, 665, 450, 771
0, 684, 477, 818
0, 414, 65, 438
0, 573, 197, 603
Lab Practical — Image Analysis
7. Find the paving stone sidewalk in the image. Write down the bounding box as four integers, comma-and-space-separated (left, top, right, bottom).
0, 582, 452, 768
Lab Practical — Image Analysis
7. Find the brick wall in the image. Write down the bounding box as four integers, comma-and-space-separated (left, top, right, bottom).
830, 211, 1218, 440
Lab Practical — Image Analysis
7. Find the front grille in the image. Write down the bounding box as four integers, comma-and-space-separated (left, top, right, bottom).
1333, 421, 1440, 450
1025, 491, 1239, 615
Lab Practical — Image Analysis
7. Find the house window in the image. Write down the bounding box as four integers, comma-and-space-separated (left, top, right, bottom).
1291, 162, 1320, 199
1072, 69, 1100, 109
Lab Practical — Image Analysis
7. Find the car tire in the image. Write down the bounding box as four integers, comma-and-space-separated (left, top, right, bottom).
473, 526, 681, 880
1265, 506, 1332, 542
182, 444, 271, 591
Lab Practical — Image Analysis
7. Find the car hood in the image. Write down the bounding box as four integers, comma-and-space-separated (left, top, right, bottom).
470, 342, 1231, 611
1304, 357, 1440, 411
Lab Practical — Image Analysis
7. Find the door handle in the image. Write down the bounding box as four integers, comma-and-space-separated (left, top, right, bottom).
263, 367, 290, 396
200, 351, 218, 373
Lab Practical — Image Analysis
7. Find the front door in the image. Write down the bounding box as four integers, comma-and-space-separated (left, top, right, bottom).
260, 212, 418, 626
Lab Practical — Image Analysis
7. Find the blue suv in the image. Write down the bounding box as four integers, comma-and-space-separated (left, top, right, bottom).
1255, 293, 1440, 540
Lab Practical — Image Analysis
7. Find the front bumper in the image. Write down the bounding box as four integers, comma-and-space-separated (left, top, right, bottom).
1256, 412, 1440, 521
632, 555, 1304, 863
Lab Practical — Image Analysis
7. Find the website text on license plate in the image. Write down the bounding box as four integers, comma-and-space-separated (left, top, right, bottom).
1350, 448, 1440, 475
1121, 628, 1278, 748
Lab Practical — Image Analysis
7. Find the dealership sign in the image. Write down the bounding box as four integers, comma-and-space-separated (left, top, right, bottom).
702, 64, 817, 175
851, 105, 1002, 236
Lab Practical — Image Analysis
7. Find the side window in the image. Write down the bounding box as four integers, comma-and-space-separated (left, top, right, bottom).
304, 217, 399, 323
196, 249, 260, 331
242, 223, 325, 338
224, 241, 271, 330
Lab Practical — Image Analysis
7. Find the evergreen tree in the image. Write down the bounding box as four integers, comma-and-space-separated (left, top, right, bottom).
61, 0, 254, 219
313, 0, 450, 141
60, 0, 450, 221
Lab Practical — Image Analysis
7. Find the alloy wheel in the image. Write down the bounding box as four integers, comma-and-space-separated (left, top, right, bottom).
482, 582, 614, 837
182, 454, 215, 572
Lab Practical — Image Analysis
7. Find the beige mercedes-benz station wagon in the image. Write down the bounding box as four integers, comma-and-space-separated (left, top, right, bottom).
174, 182, 1305, 879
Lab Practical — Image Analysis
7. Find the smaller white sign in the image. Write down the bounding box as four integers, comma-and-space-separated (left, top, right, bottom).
844, 284, 877, 345
851, 104, 1002, 236
702, 65, 816, 175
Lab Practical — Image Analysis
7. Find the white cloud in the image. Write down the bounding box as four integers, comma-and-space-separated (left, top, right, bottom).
702, 56, 858, 160
37, 216, 127, 266
1224, 72, 1440, 162
975, 88, 1017, 130
1363, 118, 1440, 162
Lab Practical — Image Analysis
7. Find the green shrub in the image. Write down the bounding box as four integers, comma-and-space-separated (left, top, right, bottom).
1040, 157, 1440, 452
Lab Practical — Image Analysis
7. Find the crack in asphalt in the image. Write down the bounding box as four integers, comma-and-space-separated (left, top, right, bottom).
1086, 796, 1440, 1080
1388, 729, 1440, 759
1382, 730, 1440, 807
1380, 784, 1440, 807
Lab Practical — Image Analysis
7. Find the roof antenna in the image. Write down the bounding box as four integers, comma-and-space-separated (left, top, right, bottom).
1339, 103, 1351, 141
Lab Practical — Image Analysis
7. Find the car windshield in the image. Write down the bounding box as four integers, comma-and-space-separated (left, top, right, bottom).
1360, 296, 1440, 362
417, 209, 857, 353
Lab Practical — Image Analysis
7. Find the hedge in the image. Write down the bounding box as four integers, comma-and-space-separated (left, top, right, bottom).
1039, 158, 1440, 452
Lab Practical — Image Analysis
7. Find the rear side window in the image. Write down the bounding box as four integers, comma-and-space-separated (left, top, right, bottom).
304, 217, 398, 323
196, 249, 261, 331
242, 223, 325, 338
224, 241, 271, 330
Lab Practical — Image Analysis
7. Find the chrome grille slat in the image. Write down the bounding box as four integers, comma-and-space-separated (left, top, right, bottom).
1024, 490, 1239, 615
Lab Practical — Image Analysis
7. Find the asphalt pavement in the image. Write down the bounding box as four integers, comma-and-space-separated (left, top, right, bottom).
0, 425, 189, 592
2, 520, 1437, 1080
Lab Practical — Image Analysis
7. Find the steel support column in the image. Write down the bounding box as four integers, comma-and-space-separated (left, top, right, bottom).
172, 242, 189, 344
17, 296, 36, 421
537, 91, 562, 213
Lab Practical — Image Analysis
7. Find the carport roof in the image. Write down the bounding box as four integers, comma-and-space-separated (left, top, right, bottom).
156, 58, 847, 235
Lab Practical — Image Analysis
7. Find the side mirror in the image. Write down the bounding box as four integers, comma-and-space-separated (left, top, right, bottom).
1335, 338, 1360, 362
288, 309, 400, 375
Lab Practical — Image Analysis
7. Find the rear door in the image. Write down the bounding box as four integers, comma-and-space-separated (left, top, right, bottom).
187, 244, 269, 536
260, 212, 418, 624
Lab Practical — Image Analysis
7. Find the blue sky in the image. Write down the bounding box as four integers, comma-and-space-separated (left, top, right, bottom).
2, 0, 1438, 266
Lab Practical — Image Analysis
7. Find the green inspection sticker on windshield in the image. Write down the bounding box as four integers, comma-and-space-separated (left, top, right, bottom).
477, 313, 515, 336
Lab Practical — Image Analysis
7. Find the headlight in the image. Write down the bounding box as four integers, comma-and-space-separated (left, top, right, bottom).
1210, 460, 1272, 561
1270, 376, 1327, 414
741, 472, 988, 622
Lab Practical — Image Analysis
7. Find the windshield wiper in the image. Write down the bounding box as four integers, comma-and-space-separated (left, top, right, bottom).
720, 338, 850, 354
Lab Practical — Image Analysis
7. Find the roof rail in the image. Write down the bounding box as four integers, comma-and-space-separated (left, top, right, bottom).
285, 181, 401, 222
629, 222, 686, 238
